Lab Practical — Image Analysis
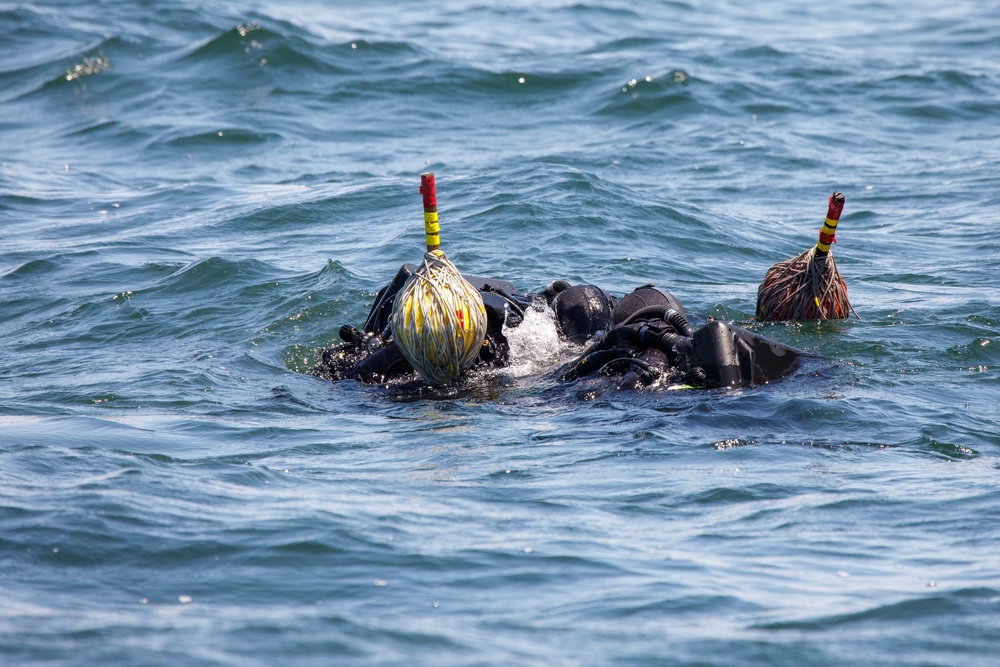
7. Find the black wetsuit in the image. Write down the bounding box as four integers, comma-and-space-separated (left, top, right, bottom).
313, 265, 811, 388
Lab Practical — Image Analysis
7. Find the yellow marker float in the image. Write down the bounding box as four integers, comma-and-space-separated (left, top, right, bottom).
390, 173, 487, 385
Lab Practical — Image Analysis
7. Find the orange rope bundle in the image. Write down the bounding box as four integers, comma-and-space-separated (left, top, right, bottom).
756, 192, 859, 321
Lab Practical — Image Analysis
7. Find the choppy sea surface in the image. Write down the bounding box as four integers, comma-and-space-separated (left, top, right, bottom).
3, 1, 1000, 664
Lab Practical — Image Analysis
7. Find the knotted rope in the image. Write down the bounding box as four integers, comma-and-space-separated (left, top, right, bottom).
390, 173, 487, 385
756, 192, 859, 321
392, 250, 487, 385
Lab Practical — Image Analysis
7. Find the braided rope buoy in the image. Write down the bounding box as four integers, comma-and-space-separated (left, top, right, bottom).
756, 192, 859, 321
390, 174, 487, 385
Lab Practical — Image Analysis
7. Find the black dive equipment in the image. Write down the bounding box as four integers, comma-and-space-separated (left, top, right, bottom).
314, 268, 813, 389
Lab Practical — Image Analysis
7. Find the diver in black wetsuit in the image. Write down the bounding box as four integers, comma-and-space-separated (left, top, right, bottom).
313, 264, 810, 389
555, 283, 810, 389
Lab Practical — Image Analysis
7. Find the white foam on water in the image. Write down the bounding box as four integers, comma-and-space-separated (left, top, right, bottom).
502, 305, 579, 378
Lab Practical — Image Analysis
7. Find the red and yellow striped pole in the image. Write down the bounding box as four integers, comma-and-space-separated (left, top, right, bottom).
420, 172, 440, 253
816, 191, 845, 255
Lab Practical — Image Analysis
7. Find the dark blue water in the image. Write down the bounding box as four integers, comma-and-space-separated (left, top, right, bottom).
3, 1, 1000, 664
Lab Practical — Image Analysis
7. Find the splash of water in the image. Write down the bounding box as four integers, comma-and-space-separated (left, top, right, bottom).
502, 305, 578, 378
65, 53, 111, 81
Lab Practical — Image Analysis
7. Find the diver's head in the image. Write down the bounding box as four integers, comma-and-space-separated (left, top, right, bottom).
613, 285, 686, 325
551, 284, 615, 343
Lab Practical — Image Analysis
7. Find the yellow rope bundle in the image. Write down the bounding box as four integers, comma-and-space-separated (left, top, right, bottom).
391, 250, 487, 385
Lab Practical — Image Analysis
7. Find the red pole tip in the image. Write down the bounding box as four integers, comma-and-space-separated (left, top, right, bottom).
827, 191, 845, 221
420, 172, 437, 210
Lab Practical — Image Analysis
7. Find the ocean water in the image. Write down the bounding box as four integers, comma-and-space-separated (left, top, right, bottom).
2, 0, 1000, 664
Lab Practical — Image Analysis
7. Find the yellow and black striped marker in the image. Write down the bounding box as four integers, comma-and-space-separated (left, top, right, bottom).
816, 191, 845, 255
